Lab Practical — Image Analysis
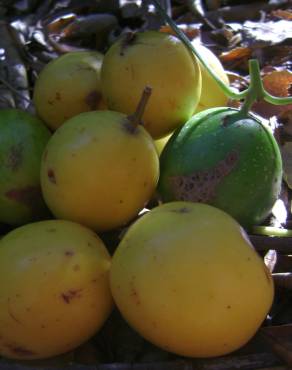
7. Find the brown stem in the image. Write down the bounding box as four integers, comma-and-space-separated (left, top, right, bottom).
127, 86, 152, 128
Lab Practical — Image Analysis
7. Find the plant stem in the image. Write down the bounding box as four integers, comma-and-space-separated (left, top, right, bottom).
128, 86, 152, 128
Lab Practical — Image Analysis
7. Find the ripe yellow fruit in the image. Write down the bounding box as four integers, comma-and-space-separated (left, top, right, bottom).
33, 51, 106, 130
41, 109, 159, 232
0, 220, 112, 360
193, 42, 229, 112
154, 133, 172, 156
101, 31, 201, 139
110, 202, 274, 358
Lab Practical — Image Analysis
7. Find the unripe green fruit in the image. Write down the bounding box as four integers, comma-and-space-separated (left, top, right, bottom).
0, 109, 51, 225
158, 108, 283, 229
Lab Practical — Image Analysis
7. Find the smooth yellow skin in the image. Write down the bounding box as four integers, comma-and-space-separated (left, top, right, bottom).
101, 31, 201, 139
0, 220, 113, 360
110, 202, 274, 358
33, 51, 106, 131
193, 43, 229, 113
154, 132, 172, 156
41, 111, 159, 232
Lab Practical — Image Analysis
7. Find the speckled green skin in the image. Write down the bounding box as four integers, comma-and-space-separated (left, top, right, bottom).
158, 107, 283, 229
0, 109, 51, 225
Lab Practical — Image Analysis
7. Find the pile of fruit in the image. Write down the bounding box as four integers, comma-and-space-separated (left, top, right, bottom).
0, 3, 291, 366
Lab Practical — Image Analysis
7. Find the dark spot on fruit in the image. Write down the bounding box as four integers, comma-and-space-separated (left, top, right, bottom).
48, 100, 54, 105
170, 150, 239, 203
130, 279, 141, 306
5, 186, 43, 213
25, 307, 31, 312
5, 344, 36, 357
55, 92, 61, 101
85, 90, 101, 110
120, 32, 137, 56
41, 324, 46, 329
226, 305, 231, 309
65, 250, 75, 257
143, 182, 148, 187
48, 168, 56, 184
171, 207, 190, 214
91, 278, 97, 283
6, 144, 23, 171
61, 289, 82, 303
46, 228, 56, 232
247, 257, 251, 261
73, 264, 80, 271
8, 308, 21, 324
87, 242, 92, 247
119, 200, 124, 204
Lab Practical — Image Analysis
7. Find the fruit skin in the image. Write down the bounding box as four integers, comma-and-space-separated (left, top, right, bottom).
193, 43, 229, 112
101, 31, 201, 139
158, 107, 283, 229
33, 51, 106, 131
0, 219, 113, 360
110, 201, 274, 358
41, 110, 159, 232
0, 109, 51, 225
154, 132, 172, 156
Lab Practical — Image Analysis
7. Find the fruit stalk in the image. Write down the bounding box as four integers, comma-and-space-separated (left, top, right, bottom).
127, 86, 152, 129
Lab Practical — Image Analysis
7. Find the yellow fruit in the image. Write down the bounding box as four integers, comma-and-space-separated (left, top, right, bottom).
110, 201, 274, 358
154, 133, 172, 156
40, 109, 159, 232
101, 31, 201, 139
193, 42, 229, 112
0, 219, 112, 360
33, 51, 106, 130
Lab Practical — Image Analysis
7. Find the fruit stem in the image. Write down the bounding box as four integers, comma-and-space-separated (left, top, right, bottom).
152, 0, 292, 107
128, 86, 152, 128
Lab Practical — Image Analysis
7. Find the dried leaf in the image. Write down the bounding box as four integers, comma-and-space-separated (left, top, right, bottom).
272, 9, 292, 21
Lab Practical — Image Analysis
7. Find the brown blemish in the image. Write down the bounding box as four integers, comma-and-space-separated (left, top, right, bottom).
55, 92, 61, 101
129, 278, 141, 305
85, 90, 101, 110
41, 324, 46, 329
46, 228, 56, 232
5, 344, 36, 357
120, 32, 137, 56
47, 168, 56, 184
61, 289, 82, 303
64, 250, 75, 257
170, 150, 239, 203
48, 100, 54, 105
6, 144, 23, 171
226, 305, 231, 309
171, 207, 190, 214
8, 308, 22, 324
73, 264, 80, 271
5, 186, 42, 211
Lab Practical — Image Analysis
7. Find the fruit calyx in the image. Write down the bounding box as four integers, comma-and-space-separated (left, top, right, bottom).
124, 86, 152, 134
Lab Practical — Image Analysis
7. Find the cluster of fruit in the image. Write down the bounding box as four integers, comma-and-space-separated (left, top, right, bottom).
0, 29, 280, 361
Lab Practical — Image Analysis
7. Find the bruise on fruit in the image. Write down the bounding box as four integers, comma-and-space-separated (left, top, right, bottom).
55, 92, 61, 101
170, 150, 239, 202
4, 343, 36, 357
120, 32, 137, 56
129, 277, 141, 306
64, 250, 75, 256
6, 144, 23, 171
61, 289, 82, 303
5, 186, 43, 211
8, 306, 21, 324
85, 90, 102, 110
171, 206, 190, 214
48, 168, 57, 184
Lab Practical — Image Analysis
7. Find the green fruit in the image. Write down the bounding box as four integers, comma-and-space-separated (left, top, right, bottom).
158, 108, 283, 229
110, 201, 274, 357
0, 219, 112, 359
41, 109, 159, 232
101, 31, 201, 139
33, 51, 106, 131
0, 109, 51, 225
